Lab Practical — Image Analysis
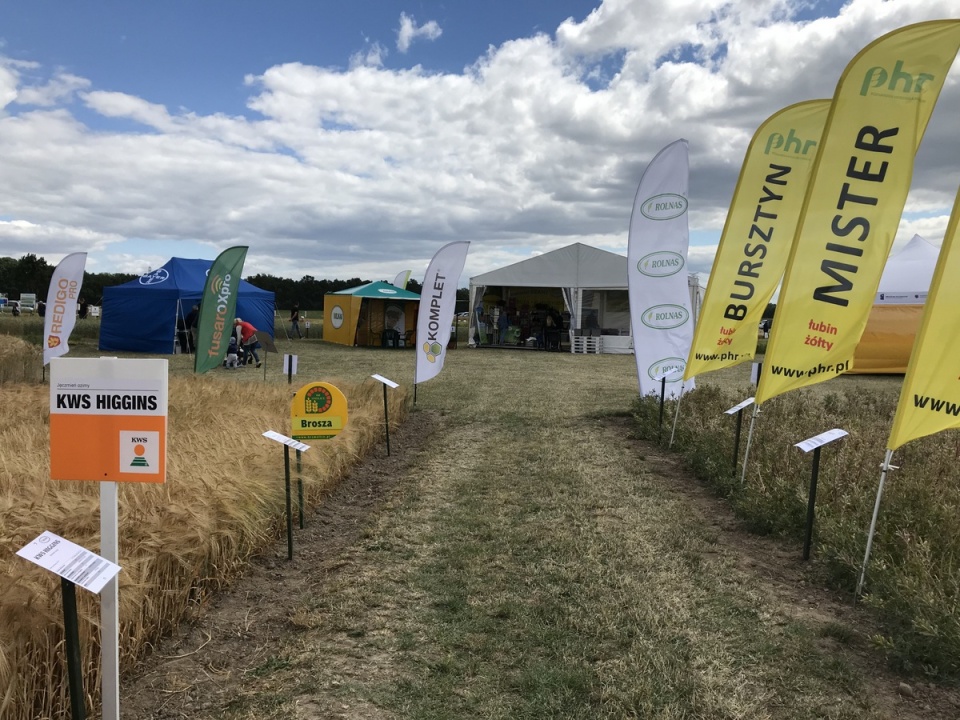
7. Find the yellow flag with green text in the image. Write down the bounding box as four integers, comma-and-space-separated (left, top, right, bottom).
887, 186, 960, 451
685, 100, 829, 379
757, 20, 960, 404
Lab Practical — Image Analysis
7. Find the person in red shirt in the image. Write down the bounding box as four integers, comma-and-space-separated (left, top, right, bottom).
233, 318, 262, 368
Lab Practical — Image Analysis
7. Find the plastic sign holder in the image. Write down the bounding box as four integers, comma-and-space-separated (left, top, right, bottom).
371, 374, 399, 456
17, 531, 122, 720
724, 397, 755, 476
262, 431, 310, 560
795, 428, 848, 560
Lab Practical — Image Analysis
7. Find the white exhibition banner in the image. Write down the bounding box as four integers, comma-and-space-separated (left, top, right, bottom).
43, 252, 87, 366
628, 139, 696, 396
415, 241, 470, 384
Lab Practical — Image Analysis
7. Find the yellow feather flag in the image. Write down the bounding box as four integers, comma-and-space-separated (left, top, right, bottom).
756, 20, 960, 405
887, 186, 960, 450
685, 100, 829, 380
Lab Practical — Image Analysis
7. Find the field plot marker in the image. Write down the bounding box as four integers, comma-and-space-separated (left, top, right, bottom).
651, 368, 681, 443
49, 357, 168, 720
283, 353, 298, 385
371, 374, 400, 456
724, 397, 755, 476
794, 429, 848, 560
262, 431, 311, 560
17, 531, 122, 720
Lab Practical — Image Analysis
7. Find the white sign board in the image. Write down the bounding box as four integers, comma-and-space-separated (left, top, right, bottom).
283, 354, 298, 375
652, 368, 683, 382
751, 361, 763, 386
371, 373, 399, 389
17, 531, 121, 594
795, 428, 849, 453
262, 430, 311, 452
724, 397, 755, 415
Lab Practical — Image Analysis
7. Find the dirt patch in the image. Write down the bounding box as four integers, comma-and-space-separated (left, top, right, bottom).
119, 411, 960, 719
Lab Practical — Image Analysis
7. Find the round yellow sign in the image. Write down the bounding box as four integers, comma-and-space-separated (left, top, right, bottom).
290, 382, 348, 441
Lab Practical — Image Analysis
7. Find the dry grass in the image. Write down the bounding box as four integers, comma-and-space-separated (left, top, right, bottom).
0, 369, 409, 720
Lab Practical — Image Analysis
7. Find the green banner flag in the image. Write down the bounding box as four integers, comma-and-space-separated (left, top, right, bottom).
194, 246, 249, 374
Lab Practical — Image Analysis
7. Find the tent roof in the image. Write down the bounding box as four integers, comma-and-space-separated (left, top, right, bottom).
470, 243, 628, 288
878, 234, 939, 294
107, 257, 272, 297
331, 280, 421, 300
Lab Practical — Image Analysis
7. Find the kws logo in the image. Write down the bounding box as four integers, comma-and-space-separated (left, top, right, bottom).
331, 305, 345, 329
641, 304, 689, 329
637, 251, 684, 277
648, 357, 686, 381
640, 193, 688, 220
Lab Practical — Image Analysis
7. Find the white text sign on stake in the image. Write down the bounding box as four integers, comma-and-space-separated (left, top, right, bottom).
724, 397, 755, 415
283, 354, 298, 375
372, 374, 399, 455
17, 531, 121, 594
795, 428, 848, 561
795, 428, 848, 453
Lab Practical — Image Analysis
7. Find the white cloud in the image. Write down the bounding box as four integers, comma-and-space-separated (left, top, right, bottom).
0, 0, 957, 288
396, 12, 442, 53
15, 71, 89, 106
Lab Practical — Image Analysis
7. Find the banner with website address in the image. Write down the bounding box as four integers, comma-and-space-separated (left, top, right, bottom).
194, 246, 249, 374
757, 20, 960, 404
887, 184, 960, 450
415, 241, 470, 385
43, 252, 87, 366
628, 139, 695, 396
684, 100, 829, 380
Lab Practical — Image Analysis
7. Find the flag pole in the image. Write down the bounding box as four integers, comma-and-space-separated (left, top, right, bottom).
856, 448, 896, 599
668, 384, 685, 447
739, 403, 761, 484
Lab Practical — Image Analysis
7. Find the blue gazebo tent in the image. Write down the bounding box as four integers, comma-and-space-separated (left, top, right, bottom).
99, 257, 275, 354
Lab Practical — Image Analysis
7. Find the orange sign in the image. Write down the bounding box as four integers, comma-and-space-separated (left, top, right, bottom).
50, 358, 168, 482
291, 382, 348, 441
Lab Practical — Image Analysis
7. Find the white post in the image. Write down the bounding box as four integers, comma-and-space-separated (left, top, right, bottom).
101, 481, 120, 720
856, 449, 895, 599
739, 403, 761, 484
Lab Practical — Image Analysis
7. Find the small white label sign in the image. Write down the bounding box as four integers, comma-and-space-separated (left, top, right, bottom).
724, 397, 755, 415
262, 430, 311, 452
652, 368, 682, 382
283, 354, 298, 375
17, 531, 121, 594
371, 373, 399, 389
795, 428, 848, 453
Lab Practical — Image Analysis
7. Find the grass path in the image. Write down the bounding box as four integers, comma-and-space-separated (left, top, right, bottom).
253, 351, 924, 719
115, 345, 955, 719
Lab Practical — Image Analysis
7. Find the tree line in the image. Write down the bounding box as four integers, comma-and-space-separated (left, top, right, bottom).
0, 254, 475, 312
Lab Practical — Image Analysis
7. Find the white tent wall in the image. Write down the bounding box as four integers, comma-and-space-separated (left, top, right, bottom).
467, 243, 704, 354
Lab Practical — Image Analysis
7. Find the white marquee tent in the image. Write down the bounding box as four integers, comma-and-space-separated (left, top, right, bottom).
468, 243, 703, 354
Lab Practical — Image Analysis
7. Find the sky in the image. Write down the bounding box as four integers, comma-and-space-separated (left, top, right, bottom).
1, 0, 959, 288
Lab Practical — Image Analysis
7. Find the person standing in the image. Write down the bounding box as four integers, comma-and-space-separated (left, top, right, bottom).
498, 307, 510, 346
185, 304, 200, 353
78, 297, 89, 320
290, 303, 303, 339
233, 317, 262, 367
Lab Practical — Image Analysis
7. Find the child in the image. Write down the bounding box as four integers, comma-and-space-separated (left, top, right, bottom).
225, 336, 239, 369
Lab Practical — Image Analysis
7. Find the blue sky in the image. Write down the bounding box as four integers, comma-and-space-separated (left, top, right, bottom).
0, 0, 958, 286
